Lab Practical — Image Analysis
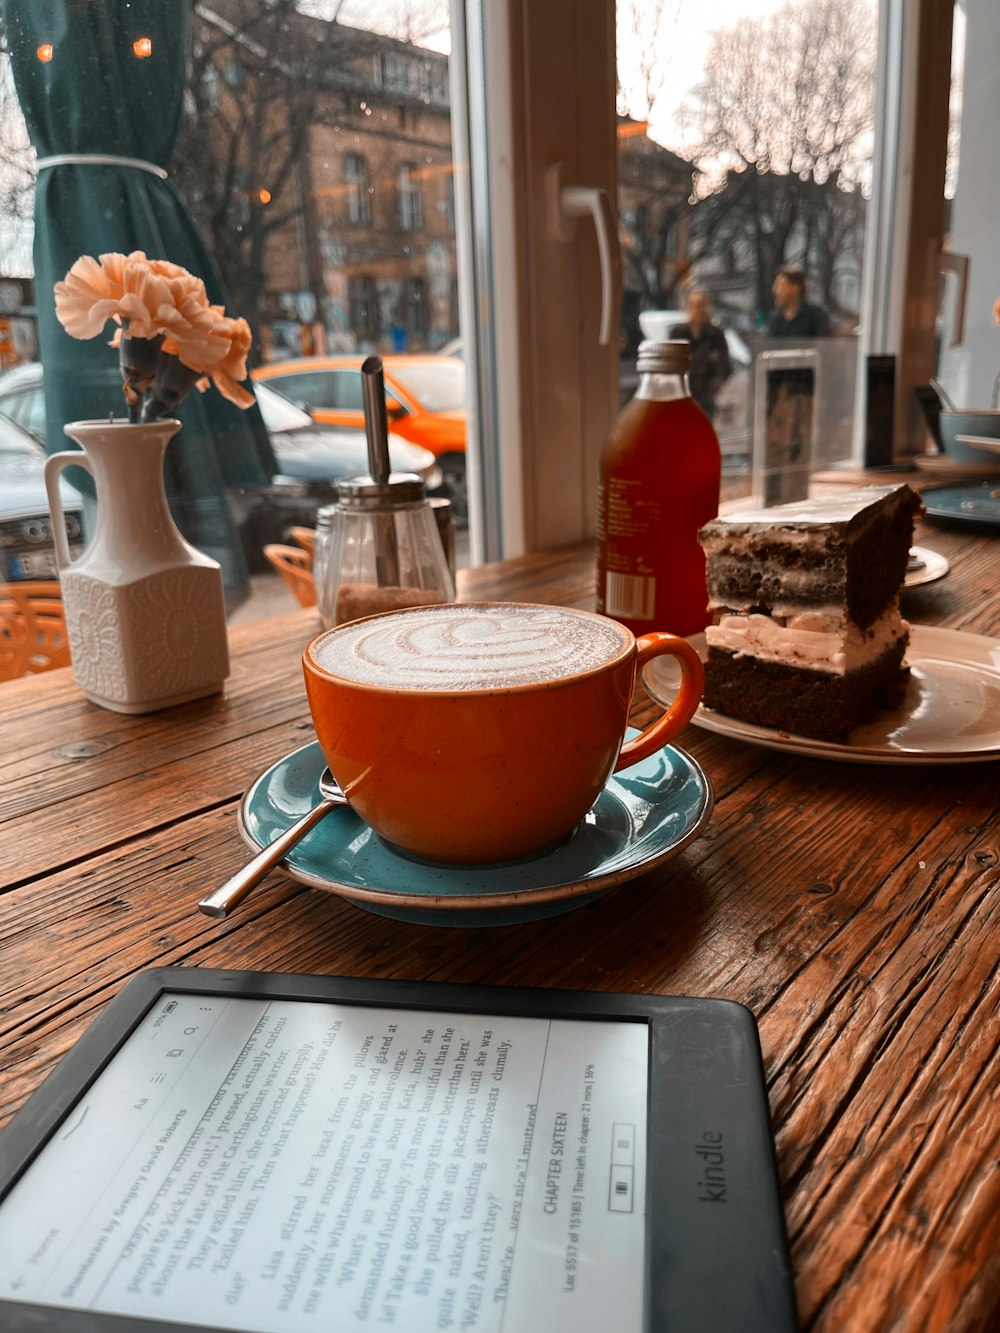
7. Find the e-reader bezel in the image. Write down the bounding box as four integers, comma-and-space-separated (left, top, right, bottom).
0, 968, 797, 1333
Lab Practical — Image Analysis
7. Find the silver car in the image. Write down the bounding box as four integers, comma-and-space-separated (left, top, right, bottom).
0, 414, 84, 583
0, 365, 440, 570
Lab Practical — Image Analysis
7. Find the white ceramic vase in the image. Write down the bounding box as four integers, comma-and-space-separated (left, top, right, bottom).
44, 417, 230, 714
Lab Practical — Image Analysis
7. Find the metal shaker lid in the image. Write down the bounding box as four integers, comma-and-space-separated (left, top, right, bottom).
335, 472, 427, 508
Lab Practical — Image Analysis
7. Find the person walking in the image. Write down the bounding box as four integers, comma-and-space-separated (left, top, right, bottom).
765, 265, 831, 337
668, 290, 732, 421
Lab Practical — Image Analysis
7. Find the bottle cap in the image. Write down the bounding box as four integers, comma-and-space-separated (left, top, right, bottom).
636, 339, 691, 374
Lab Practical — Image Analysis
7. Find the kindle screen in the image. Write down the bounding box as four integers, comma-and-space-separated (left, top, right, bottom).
0, 992, 648, 1333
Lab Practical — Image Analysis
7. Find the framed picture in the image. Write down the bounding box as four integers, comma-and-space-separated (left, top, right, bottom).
752, 348, 819, 506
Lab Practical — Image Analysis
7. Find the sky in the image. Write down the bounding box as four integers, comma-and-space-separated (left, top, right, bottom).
615, 0, 791, 150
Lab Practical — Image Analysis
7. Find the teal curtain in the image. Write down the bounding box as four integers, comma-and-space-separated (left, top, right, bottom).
3, 0, 277, 608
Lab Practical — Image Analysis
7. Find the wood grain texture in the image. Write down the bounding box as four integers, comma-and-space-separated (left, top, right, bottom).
1, 512, 998, 1332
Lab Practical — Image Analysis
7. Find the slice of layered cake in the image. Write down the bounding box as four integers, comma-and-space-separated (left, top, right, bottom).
697, 485, 924, 743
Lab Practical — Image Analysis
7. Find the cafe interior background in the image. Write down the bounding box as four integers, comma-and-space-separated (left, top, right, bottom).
0, 0, 994, 604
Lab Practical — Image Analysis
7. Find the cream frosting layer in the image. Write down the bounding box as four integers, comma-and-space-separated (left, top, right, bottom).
705, 602, 908, 675
699, 484, 909, 533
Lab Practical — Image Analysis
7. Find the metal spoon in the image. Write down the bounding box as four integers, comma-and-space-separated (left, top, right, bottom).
930, 376, 958, 413
198, 769, 348, 919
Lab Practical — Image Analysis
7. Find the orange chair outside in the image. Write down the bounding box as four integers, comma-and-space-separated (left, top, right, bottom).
0, 581, 71, 682
288, 526, 317, 564
264, 543, 317, 609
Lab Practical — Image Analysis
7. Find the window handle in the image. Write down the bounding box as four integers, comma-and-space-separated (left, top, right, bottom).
939, 250, 969, 347
547, 164, 622, 346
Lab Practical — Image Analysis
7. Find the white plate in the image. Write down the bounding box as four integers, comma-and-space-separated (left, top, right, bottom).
913, 453, 1000, 480
954, 434, 1000, 455
643, 626, 1000, 764
905, 546, 949, 588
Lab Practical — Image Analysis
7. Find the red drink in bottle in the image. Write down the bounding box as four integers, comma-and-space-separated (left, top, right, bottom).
596, 340, 721, 638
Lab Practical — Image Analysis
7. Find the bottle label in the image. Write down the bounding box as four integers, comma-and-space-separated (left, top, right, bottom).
603, 570, 655, 621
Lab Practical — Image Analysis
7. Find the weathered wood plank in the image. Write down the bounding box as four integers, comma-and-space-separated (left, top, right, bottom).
0, 525, 997, 1331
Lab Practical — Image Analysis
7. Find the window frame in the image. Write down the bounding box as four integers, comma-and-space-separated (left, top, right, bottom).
451, 0, 954, 562
451, 0, 618, 561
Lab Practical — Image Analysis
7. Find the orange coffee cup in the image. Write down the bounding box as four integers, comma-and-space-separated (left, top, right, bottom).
302, 602, 703, 864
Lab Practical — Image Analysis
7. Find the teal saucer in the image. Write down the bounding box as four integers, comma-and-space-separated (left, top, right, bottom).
237, 735, 713, 927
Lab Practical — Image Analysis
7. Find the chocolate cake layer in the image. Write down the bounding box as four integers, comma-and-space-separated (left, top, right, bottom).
699, 485, 923, 629
702, 638, 909, 744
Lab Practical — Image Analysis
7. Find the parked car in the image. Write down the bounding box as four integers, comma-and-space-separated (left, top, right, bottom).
0, 414, 84, 584
241, 382, 442, 564
0, 365, 441, 570
253, 354, 468, 519
256, 381, 439, 492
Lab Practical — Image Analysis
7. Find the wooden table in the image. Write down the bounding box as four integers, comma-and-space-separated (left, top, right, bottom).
2, 514, 998, 1331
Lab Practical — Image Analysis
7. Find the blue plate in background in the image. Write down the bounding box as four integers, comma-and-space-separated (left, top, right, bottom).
922, 481, 1000, 529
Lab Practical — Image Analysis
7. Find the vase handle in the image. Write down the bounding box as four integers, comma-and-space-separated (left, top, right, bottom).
44, 451, 93, 571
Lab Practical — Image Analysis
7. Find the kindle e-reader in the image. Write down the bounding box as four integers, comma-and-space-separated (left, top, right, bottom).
0, 968, 797, 1332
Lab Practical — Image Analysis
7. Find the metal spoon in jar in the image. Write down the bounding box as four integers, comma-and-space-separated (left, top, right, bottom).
198, 769, 348, 920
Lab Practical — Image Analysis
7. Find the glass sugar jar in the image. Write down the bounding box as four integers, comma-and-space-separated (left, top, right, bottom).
313, 473, 456, 628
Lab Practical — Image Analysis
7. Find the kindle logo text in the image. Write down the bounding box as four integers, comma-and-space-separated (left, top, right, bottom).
695, 1131, 727, 1203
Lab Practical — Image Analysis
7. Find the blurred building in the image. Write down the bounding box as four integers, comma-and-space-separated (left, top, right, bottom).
189, 6, 692, 361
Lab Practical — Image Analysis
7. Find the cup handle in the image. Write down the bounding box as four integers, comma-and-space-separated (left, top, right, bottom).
614, 632, 704, 772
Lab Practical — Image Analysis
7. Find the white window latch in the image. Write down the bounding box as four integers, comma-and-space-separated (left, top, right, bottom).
546, 163, 622, 347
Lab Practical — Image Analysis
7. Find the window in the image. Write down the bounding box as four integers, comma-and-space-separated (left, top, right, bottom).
397, 163, 423, 231
401, 276, 428, 339
0, 2, 970, 573
442, 174, 456, 235
0, 387, 46, 438
344, 154, 371, 226
615, 0, 877, 492
330, 371, 365, 411
267, 372, 338, 411
0, 415, 40, 456
420, 57, 450, 106
936, 3, 998, 411
348, 275, 378, 342
374, 51, 416, 95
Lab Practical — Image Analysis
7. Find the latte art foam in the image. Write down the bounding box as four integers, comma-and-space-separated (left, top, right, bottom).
312, 604, 631, 689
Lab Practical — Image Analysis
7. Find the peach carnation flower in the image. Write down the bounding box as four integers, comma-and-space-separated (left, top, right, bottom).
54, 249, 144, 339
54, 251, 256, 419
192, 312, 254, 409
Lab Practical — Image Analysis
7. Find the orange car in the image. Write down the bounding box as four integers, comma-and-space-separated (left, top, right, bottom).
254, 355, 467, 516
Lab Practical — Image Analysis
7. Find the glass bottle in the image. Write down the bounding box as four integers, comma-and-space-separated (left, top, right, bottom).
596, 339, 721, 638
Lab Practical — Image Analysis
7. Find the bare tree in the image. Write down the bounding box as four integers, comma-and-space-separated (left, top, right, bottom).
173, 1, 450, 359
0, 30, 37, 276
680, 0, 875, 322
615, 0, 691, 315
171, 1, 347, 354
